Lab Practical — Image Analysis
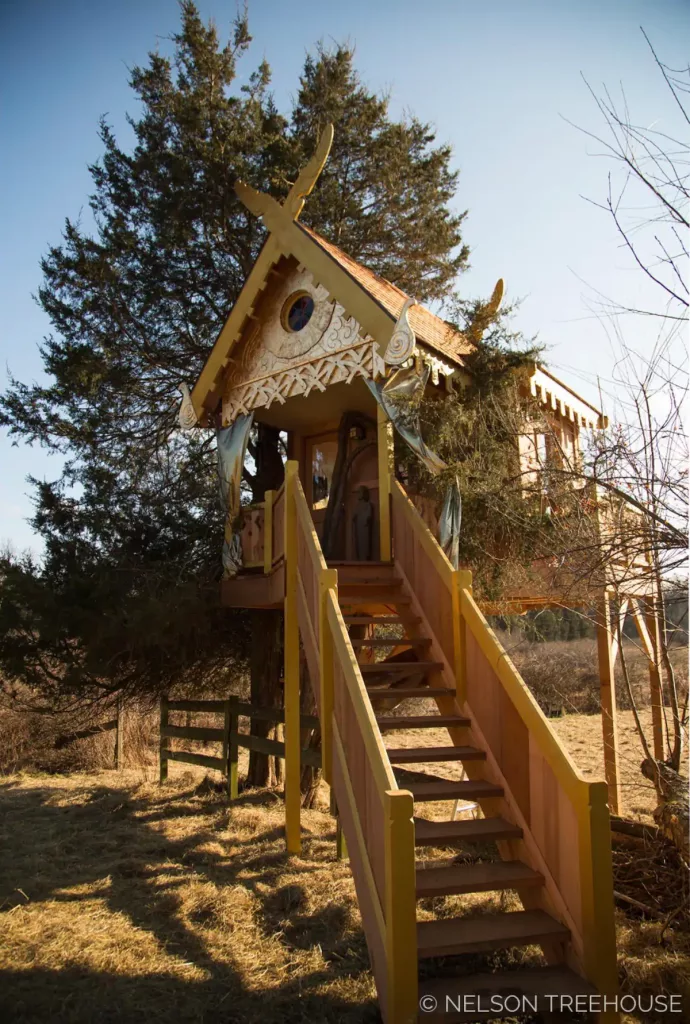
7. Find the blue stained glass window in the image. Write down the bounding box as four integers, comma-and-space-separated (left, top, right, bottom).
287, 294, 315, 331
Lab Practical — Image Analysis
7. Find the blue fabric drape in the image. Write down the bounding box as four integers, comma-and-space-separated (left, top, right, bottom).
217, 413, 254, 577
366, 366, 461, 568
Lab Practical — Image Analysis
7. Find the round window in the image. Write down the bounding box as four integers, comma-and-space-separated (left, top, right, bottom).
283, 293, 315, 332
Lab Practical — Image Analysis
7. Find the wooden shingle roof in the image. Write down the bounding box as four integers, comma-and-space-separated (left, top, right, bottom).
298, 223, 472, 366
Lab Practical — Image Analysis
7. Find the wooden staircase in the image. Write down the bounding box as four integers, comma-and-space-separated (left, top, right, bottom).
332, 561, 599, 1015
282, 464, 618, 1023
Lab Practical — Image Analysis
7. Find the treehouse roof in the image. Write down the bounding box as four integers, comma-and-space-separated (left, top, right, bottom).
297, 223, 472, 362
188, 124, 605, 432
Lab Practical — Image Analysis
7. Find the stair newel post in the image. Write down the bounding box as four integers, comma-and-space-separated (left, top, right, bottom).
453, 570, 473, 707
318, 570, 338, 786
284, 461, 302, 854
383, 788, 418, 1024
578, 780, 619, 1023
224, 696, 239, 802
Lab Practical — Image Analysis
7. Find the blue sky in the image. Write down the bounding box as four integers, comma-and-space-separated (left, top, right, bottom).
1, 0, 688, 552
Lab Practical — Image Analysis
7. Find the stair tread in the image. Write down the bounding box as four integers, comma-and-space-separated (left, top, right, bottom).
418, 966, 596, 1022
416, 860, 543, 897
339, 578, 402, 587
376, 714, 470, 729
361, 661, 443, 674
351, 637, 430, 647
417, 909, 569, 958
368, 687, 454, 701
387, 745, 485, 763
344, 615, 419, 624
414, 816, 523, 846
339, 594, 411, 604
406, 778, 503, 801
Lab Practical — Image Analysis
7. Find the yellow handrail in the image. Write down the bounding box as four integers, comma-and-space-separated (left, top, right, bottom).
283, 462, 418, 1022
391, 478, 618, 1018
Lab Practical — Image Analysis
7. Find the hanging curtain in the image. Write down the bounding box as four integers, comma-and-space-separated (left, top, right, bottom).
217, 413, 254, 578
366, 366, 461, 568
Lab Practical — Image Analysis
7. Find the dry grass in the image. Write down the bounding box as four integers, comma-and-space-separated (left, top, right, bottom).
1, 754, 689, 1023
0, 768, 377, 1024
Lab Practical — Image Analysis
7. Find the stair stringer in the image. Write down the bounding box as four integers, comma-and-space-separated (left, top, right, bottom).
393, 556, 587, 975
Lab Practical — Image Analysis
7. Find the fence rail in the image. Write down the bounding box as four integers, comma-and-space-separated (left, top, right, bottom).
159, 695, 321, 798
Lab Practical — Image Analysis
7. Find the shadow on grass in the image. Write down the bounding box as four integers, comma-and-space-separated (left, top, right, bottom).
0, 776, 377, 1024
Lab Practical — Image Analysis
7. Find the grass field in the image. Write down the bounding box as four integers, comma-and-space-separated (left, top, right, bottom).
1, 712, 688, 1024
1, 635, 687, 1022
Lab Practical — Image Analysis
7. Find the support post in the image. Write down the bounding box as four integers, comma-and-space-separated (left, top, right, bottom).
319, 569, 338, 785
596, 594, 621, 816
377, 405, 394, 562
224, 697, 239, 801
263, 489, 274, 574
159, 696, 169, 785
384, 789, 418, 1023
643, 598, 665, 762
284, 461, 301, 854
115, 695, 124, 770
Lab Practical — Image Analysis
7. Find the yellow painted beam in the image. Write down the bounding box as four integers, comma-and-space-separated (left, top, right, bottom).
284, 124, 334, 220
596, 593, 621, 816
190, 235, 282, 423
579, 780, 620, 1023
283, 461, 301, 854
384, 789, 418, 1023
377, 406, 394, 562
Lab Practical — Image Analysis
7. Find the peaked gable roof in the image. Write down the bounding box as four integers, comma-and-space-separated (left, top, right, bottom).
298, 224, 472, 363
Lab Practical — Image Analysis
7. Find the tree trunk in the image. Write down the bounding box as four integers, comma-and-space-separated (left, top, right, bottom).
246, 425, 285, 789
299, 654, 322, 808
247, 608, 283, 788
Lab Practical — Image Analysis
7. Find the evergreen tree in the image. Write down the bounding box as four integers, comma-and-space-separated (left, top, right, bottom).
0, 4, 468, 714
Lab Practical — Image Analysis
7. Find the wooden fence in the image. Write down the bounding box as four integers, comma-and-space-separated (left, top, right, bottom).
159, 696, 321, 799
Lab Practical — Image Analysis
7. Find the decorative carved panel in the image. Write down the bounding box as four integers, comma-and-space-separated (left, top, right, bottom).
222, 266, 385, 422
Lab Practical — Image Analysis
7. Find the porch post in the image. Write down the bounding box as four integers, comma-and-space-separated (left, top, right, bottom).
377, 405, 394, 562
284, 461, 301, 854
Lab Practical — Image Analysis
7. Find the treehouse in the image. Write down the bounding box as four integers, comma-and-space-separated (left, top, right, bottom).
179, 126, 658, 1022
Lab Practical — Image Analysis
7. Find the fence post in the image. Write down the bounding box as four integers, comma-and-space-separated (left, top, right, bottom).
319, 569, 338, 786
224, 696, 239, 801
283, 461, 301, 854
159, 695, 169, 784
384, 789, 418, 1023
115, 696, 124, 770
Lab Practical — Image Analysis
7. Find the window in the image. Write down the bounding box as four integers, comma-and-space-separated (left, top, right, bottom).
310, 439, 338, 510
283, 293, 315, 332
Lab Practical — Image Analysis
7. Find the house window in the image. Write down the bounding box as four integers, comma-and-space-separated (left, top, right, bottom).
283, 293, 315, 332
310, 438, 338, 510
